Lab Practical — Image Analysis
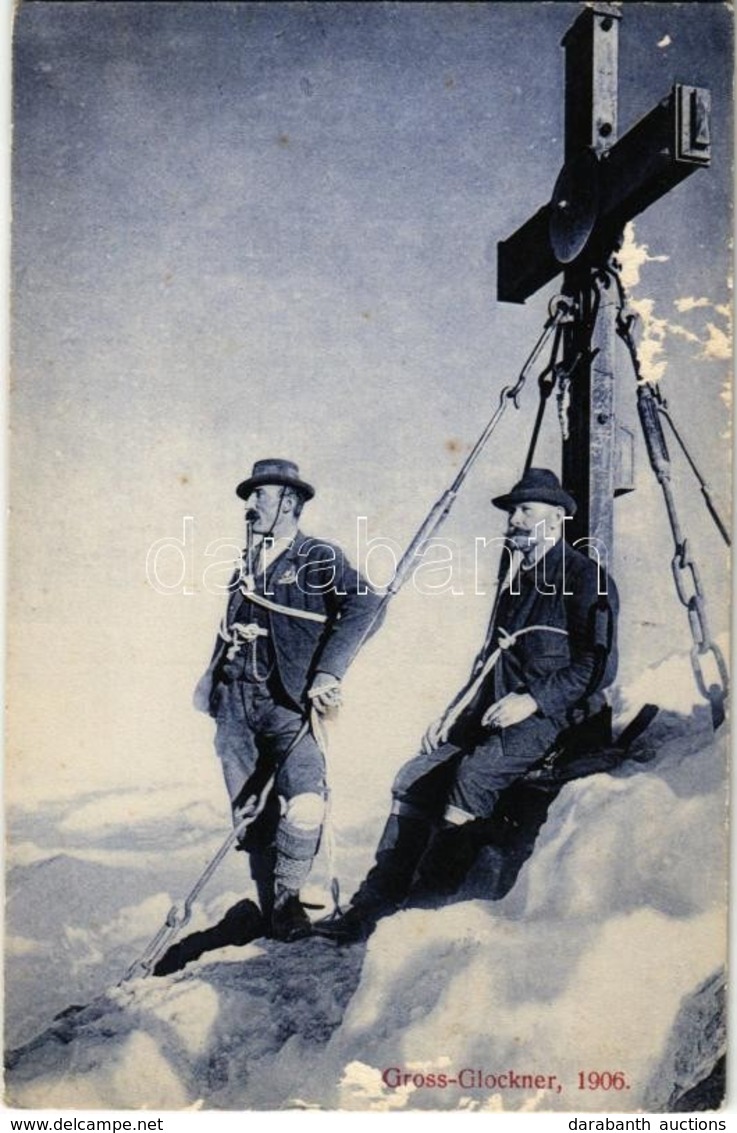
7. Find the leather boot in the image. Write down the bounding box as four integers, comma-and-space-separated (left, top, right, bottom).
153, 899, 264, 976
315, 811, 434, 944
270, 891, 312, 942
406, 822, 481, 907
350, 810, 434, 913
313, 903, 378, 944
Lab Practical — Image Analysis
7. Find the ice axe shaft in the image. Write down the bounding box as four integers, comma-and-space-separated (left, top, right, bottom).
344, 299, 574, 671
121, 720, 310, 982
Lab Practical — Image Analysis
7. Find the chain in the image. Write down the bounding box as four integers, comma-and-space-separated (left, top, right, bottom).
609, 264, 728, 726
554, 269, 607, 443
557, 372, 572, 440
506, 292, 577, 409
523, 296, 579, 469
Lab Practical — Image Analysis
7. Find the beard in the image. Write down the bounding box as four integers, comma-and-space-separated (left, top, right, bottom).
506, 528, 534, 548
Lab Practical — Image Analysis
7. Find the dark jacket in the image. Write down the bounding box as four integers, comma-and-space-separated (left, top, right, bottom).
454, 539, 618, 757
196, 531, 382, 713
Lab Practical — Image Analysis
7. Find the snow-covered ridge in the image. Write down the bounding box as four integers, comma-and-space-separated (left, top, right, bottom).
5, 653, 728, 1111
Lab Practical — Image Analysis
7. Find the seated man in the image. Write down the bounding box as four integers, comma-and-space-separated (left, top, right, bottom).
319, 468, 619, 942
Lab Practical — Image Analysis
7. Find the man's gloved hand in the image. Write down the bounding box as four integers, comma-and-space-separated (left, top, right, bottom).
482, 692, 538, 730
421, 716, 449, 756
308, 671, 343, 715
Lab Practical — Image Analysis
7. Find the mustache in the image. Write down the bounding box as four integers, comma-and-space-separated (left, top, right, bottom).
245, 509, 259, 522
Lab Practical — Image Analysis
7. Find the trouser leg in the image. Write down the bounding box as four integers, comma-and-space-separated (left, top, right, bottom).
244, 785, 326, 942
249, 846, 277, 923
214, 684, 262, 838
446, 717, 560, 813
268, 788, 326, 942
214, 682, 325, 926
351, 741, 462, 911
405, 732, 507, 905
273, 791, 325, 902
408, 726, 560, 905
268, 707, 326, 899
350, 801, 434, 915
314, 743, 462, 941
407, 819, 490, 906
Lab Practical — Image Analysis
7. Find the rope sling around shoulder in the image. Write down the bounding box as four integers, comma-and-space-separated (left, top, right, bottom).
438, 623, 569, 743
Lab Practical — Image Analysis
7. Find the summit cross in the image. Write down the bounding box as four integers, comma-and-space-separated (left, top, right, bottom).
497, 4, 711, 552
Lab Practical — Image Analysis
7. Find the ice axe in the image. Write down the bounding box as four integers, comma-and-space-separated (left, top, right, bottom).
121, 722, 308, 982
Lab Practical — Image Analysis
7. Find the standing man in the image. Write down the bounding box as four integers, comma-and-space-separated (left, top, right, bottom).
195, 458, 379, 943
319, 468, 619, 942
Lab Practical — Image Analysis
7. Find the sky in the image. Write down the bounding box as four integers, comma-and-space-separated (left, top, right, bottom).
8, 1, 733, 805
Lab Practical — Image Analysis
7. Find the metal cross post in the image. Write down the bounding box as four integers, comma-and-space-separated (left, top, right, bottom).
497, 4, 711, 557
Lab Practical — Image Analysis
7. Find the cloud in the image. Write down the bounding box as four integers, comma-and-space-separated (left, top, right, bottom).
617, 224, 732, 383
626, 296, 668, 384
668, 323, 701, 346
672, 294, 732, 362
702, 321, 731, 361
674, 297, 711, 313
617, 225, 669, 292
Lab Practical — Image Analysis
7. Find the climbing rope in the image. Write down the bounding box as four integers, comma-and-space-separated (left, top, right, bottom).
307, 707, 344, 921
439, 624, 570, 741
218, 618, 271, 680
608, 263, 729, 727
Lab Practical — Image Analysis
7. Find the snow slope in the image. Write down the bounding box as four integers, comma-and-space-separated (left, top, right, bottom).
5, 653, 728, 1111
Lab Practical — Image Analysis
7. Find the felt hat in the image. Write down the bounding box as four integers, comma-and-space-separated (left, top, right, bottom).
236, 458, 315, 501
491, 467, 577, 515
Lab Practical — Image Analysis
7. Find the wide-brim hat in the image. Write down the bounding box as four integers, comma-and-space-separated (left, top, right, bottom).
491, 467, 577, 516
236, 458, 315, 501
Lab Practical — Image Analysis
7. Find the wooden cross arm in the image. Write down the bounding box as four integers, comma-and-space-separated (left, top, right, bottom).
596, 85, 710, 250
497, 203, 558, 305
497, 84, 711, 305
